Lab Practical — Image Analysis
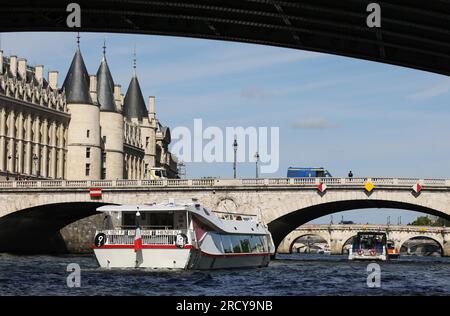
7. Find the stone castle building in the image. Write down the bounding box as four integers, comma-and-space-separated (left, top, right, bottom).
0, 41, 178, 180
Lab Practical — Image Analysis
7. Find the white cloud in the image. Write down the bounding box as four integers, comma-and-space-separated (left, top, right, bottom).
408, 78, 450, 100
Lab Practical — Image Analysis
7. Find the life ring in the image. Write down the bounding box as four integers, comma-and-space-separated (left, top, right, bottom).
370, 249, 377, 256
94, 233, 106, 247
357, 249, 364, 256
175, 233, 188, 249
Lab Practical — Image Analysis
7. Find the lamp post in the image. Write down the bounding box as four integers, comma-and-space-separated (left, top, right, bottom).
233, 137, 238, 179
254, 151, 260, 178
6, 155, 11, 180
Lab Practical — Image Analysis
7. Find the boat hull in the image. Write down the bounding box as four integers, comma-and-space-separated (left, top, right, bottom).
348, 254, 387, 261
94, 247, 192, 269
192, 251, 271, 269
93, 246, 271, 269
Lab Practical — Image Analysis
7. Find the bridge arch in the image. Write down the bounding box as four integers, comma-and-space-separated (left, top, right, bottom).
398, 236, 444, 256
0, 201, 111, 253
341, 235, 357, 255
288, 233, 330, 254
268, 198, 450, 251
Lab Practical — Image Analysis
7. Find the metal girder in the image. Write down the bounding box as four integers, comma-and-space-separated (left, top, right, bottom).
0, 0, 449, 76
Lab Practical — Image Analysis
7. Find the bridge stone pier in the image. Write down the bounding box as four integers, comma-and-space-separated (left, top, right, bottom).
0, 177, 450, 253
277, 224, 450, 256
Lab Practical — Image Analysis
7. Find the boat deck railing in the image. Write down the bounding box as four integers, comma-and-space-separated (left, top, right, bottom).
97, 229, 185, 245
212, 210, 258, 221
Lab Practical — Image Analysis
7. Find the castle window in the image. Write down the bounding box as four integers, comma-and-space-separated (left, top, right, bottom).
102, 152, 106, 163
146, 137, 149, 148
86, 147, 91, 158
86, 130, 90, 138
85, 163, 90, 176
102, 168, 106, 179
103, 136, 106, 144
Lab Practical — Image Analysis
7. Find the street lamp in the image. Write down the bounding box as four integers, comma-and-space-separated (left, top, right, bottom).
254, 151, 260, 178
6, 155, 11, 180
233, 137, 238, 179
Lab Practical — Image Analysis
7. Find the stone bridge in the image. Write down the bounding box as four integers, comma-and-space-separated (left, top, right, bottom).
277, 224, 450, 256
0, 177, 450, 253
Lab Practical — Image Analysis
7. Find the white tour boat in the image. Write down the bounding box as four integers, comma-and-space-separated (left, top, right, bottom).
348, 232, 388, 261
92, 200, 275, 269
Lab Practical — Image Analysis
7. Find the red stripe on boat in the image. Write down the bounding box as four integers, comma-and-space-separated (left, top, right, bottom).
200, 251, 271, 258
92, 244, 193, 249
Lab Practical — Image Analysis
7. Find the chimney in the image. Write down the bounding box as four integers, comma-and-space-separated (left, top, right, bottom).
89, 75, 97, 103
114, 84, 121, 101
114, 84, 122, 110
18, 58, 27, 79
35, 65, 44, 85
0, 50, 3, 74
149, 96, 155, 113
9, 55, 17, 77
48, 71, 58, 90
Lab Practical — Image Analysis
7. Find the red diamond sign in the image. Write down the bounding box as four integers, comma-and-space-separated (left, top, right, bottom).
412, 183, 422, 193
317, 183, 327, 193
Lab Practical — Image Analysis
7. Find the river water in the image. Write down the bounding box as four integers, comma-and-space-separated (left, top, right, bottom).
0, 253, 448, 296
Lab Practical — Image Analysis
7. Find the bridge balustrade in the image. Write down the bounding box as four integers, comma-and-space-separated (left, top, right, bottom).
1, 177, 450, 189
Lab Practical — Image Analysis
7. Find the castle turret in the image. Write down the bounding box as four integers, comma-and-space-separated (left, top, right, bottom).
97, 44, 124, 180
123, 56, 156, 179
63, 39, 101, 180
123, 63, 148, 121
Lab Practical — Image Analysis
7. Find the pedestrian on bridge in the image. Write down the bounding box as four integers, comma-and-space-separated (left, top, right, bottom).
348, 170, 353, 178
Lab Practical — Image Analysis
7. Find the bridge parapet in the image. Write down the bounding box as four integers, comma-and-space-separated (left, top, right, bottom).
1, 177, 450, 190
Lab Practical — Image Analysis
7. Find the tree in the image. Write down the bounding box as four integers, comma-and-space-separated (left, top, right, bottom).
409, 216, 450, 227
409, 216, 432, 226
434, 217, 450, 227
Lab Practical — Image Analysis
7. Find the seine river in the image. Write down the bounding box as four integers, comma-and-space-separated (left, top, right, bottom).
0, 253, 448, 296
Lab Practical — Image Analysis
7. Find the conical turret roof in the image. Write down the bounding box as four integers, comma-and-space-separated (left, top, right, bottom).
123, 73, 148, 119
62, 47, 93, 105
96, 54, 116, 112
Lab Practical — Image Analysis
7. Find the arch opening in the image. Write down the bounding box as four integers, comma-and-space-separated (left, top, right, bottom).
290, 234, 329, 254
400, 236, 444, 257
268, 199, 450, 251
341, 235, 357, 255
0, 202, 111, 254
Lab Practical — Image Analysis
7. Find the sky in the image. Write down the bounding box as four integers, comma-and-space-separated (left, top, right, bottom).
2, 31, 450, 224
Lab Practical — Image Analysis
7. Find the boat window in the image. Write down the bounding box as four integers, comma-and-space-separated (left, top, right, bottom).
146, 213, 174, 229
240, 238, 251, 253
231, 235, 242, 253
221, 235, 233, 253
249, 236, 260, 253
211, 233, 224, 252
261, 236, 269, 252
122, 212, 136, 227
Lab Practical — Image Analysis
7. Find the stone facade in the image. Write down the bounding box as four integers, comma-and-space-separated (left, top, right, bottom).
0, 45, 178, 181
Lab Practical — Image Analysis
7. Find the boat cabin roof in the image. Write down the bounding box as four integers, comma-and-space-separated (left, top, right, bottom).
97, 202, 269, 235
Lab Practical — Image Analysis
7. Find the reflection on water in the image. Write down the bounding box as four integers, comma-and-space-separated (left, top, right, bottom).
0, 253, 448, 295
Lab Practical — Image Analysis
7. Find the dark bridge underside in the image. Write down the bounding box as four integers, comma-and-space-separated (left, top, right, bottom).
268, 199, 450, 250
1, 0, 450, 76
0, 203, 106, 254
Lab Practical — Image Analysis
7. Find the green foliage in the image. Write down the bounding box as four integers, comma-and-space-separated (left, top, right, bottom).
409, 216, 432, 226
409, 216, 450, 227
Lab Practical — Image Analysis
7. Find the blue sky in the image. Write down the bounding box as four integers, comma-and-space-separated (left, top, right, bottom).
2, 32, 450, 224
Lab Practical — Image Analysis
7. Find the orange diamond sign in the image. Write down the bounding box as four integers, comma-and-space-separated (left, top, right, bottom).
364, 181, 374, 192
